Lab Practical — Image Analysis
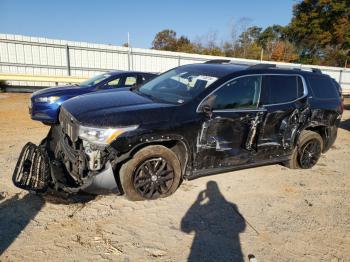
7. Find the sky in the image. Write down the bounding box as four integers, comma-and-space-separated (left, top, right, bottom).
0, 0, 297, 48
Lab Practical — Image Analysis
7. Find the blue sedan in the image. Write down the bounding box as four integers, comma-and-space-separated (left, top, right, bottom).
29, 71, 156, 124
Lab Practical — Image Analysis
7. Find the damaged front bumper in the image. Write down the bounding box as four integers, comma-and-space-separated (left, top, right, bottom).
12, 126, 121, 195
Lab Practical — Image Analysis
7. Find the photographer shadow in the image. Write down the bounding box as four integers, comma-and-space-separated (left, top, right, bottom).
181, 181, 246, 262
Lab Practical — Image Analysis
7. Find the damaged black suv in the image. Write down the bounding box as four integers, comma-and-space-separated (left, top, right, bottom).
13, 61, 343, 200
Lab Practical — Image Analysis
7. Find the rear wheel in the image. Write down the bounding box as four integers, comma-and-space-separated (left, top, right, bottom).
284, 130, 323, 169
120, 145, 182, 201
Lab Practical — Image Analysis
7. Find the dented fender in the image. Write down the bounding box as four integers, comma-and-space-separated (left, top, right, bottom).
111, 133, 192, 176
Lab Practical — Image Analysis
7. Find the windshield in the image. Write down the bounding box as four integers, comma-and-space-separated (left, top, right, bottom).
79, 73, 112, 87
138, 67, 218, 104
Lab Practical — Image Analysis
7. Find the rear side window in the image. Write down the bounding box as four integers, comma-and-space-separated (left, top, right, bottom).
261, 75, 304, 105
307, 76, 339, 99
124, 76, 137, 86
142, 74, 154, 82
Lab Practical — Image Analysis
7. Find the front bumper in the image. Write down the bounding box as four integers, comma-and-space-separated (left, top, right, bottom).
12, 128, 121, 195
29, 99, 60, 124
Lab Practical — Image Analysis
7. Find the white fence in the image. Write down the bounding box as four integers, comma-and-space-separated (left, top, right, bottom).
0, 33, 350, 94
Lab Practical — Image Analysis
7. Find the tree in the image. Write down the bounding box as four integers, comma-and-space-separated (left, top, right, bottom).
258, 25, 287, 48
239, 26, 262, 58
151, 30, 196, 53
152, 29, 178, 51
222, 41, 236, 57
150, 1, 350, 67
270, 41, 299, 62
256, 25, 299, 62
288, 0, 350, 66
176, 36, 195, 53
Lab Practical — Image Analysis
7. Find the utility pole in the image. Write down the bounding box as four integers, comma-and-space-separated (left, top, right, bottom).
260, 48, 264, 62
128, 32, 131, 71
65, 45, 71, 76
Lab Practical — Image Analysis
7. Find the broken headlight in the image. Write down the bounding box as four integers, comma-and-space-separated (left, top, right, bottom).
78, 125, 138, 145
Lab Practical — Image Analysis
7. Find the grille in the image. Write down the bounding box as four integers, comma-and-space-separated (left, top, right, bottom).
59, 107, 79, 142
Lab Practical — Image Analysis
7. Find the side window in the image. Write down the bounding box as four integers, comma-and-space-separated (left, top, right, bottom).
204, 75, 262, 110
307, 76, 339, 99
261, 75, 304, 105
141, 74, 154, 82
124, 76, 137, 86
106, 77, 121, 88
138, 74, 150, 85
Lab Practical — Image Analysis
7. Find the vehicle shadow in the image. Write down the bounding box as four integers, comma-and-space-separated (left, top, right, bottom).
0, 191, 96, 255
343, 103, 350, 111
0, 193, 44, 255
340, 117, 350, 132
181, 181, 246, 262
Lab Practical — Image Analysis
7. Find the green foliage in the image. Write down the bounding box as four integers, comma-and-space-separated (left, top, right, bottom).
151, 0, 350, 67
152, 29, 178, 51
289, 0, 350, 66
258, 25, 287, 48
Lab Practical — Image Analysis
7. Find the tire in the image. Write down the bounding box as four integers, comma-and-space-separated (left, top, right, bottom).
119, 145, 182, 201
284, 130, 323, 169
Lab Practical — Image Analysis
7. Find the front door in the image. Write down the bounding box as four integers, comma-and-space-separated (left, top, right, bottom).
194, 75, 265, 171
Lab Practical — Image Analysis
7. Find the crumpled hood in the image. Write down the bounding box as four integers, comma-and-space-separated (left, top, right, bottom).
61, 90, 177, 127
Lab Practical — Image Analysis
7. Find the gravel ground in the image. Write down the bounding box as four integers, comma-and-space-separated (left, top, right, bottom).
0, 93, 349, 262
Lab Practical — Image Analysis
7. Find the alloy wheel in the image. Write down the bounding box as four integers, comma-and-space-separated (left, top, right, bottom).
298, 139, 322, 168
133, 157, 175, 199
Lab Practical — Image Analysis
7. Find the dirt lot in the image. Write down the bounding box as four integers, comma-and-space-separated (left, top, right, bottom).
0, 93, 349, 262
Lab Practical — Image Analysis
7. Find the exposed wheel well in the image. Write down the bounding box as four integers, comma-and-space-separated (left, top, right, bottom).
304, 126, 327, 151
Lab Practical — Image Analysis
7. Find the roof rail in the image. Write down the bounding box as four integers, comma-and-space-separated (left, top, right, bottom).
204, 59, 232, 64
249, 63, 276, 69
204, 60, 323, 74
311, 68, 322, 74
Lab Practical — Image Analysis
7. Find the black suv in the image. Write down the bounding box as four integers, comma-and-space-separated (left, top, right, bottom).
13, 62, 343, 201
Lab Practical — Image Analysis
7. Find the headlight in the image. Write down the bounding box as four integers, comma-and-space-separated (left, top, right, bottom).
78, 125, 138, 145
34, 96, 60, 103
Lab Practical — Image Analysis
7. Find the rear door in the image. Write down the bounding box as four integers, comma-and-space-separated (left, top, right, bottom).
256, 74, 308, 159
123, 75, 138, 88
99, 75, 138, 90
137, 74, 155, 85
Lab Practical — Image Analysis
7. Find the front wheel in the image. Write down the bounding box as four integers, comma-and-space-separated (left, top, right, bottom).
119, 145, 182, 201
284, 130, 323, 169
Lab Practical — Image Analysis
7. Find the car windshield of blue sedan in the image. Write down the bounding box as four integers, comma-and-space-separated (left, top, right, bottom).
138, 68, 218, 104
79, 73, 112, 87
